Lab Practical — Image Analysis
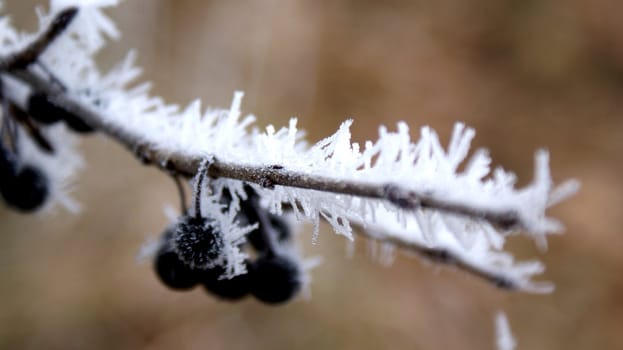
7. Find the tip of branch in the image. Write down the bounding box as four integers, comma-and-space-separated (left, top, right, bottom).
53, 7, 80, 30
4, 7, 80, 71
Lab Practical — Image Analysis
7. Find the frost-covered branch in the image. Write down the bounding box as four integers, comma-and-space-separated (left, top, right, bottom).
3, 65, 524, 231
4, 67, 530, 231
0, 2, 579, 293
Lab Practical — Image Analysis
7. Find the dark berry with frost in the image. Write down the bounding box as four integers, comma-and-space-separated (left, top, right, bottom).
173, 216, 224, 269
153, 227, 200, 290
251, 254, 301, 304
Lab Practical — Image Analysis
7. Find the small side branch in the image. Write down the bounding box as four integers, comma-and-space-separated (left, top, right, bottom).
353, 226, 519, 290
2, 7, 78, 71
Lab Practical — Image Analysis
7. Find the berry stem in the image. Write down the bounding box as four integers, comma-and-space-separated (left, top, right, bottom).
192, 158, 213, 219
8, 104, 54, 153
193, 163, 206, 219
171, 175, 188, 214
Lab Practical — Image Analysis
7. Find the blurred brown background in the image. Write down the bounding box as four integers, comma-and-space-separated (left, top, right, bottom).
1, 0, 622, 349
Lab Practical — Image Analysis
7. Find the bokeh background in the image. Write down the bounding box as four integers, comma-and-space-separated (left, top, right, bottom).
1, 0, 622, 349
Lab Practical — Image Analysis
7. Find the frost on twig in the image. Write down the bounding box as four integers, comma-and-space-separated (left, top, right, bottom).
0, 1, 579, 290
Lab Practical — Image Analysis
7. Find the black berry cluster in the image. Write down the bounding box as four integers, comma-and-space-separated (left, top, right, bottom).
1, 81, 98, 212
153, 174, 302, 305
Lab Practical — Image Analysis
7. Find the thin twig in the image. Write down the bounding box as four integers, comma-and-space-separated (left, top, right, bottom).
352, 225, 517, 290
170, 175, 187, 214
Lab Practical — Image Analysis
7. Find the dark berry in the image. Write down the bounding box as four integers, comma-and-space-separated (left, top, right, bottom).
0, 149, 17, 180
202, 264, 253, 301
153, 228, 200, 290
154, 249, 200, 290
251, 254, 301, 304
173, 216, 224, 269
27, 92, 64, 124
27, 92, 94, 133
1, 164, 49, 212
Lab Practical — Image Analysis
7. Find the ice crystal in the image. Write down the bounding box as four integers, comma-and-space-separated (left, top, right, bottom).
495, 311, 517, 350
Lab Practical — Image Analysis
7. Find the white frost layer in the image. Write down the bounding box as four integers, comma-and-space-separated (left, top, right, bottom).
0, 2, 579, 286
